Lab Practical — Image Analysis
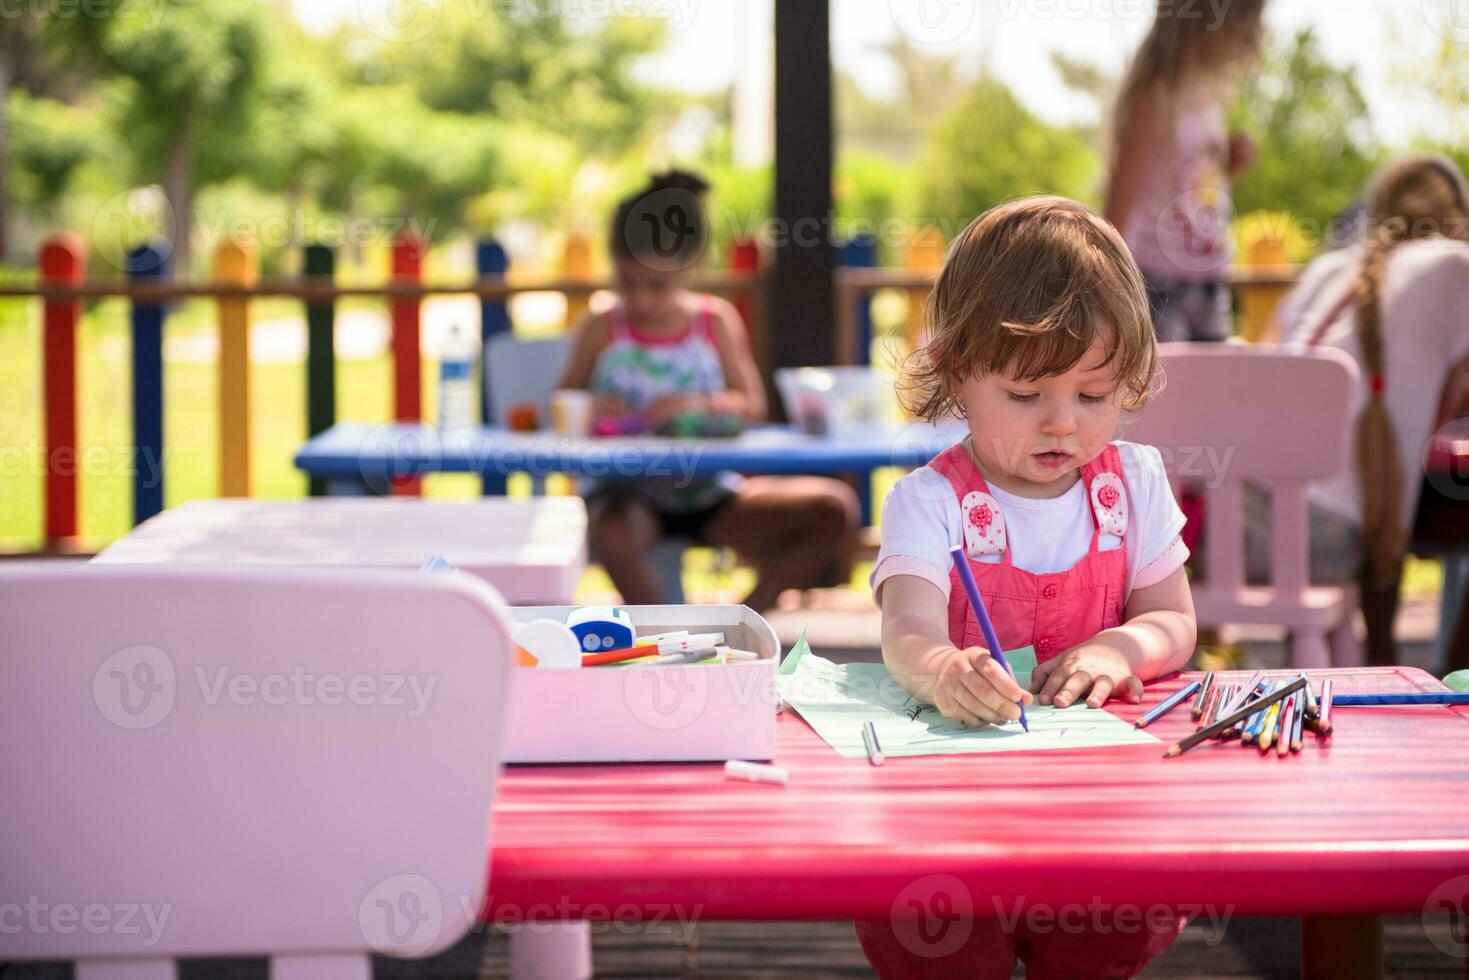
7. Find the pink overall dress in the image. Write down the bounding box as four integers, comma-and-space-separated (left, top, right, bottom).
855, 440, 1185, 980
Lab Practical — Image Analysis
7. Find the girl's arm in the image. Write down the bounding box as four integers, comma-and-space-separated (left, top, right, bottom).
1030, 565, 1197, 708
555, 312, 611, 391
555, 313, 629, 416
1102, 86, 1159, 234
704, 297, 767, 422
879, 574, 1032, 727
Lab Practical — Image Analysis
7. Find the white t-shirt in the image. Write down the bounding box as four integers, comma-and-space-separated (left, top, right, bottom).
872, 440, 1190, 604
1281, 238, 1469, 530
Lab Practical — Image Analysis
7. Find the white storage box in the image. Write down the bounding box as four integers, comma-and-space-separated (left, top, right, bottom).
502, 604, 781, 764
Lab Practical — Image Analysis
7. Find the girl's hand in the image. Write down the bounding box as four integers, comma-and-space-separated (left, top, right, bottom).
933, 646, 1034, 727
1030, 645, 1143, 709
644, 393, 706, 425
591, 394, 633, 419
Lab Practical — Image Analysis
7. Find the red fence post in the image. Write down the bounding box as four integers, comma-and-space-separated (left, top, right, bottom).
40, 234, 84, 548
390, 233, 426, 496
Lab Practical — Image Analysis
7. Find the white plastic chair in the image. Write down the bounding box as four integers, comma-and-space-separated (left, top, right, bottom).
0, 564, 516, 979
1126, 343, 1363, 668
483, 333, 571, 429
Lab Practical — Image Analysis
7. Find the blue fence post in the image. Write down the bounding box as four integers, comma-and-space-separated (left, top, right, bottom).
128, 240, 169, 525
477, 238, 511, 496
840, 234, 877, 523
841, 234, 877, 366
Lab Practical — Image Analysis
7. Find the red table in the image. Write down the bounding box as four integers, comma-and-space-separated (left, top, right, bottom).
485, 666, 1469, 977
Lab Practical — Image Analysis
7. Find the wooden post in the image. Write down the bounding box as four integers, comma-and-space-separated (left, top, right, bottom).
771, 0, 834, 370
214, 236, 256, 498
390, 233, 425, 497
128, 240, 169, 525
303, 244, 336, 497
1240, 227, 1291, 343
39, 234, 84, 547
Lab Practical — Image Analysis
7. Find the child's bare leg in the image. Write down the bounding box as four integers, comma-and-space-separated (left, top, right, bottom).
703, 477, 859, 612
588, 496, 665, 605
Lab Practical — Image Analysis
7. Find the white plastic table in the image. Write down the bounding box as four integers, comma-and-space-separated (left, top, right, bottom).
92, 497, 587, 604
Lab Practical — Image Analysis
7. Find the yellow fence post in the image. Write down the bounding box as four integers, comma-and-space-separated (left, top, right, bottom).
902, 226, 946, 350
214, 235, 257, 497
1239, 227, 1291, 343
561, 232, 594, 328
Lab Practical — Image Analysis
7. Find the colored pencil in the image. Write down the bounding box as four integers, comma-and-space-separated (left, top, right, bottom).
1290, 692, 1304, 752
1163, 677, 1306, 757
1276, 696, 1295, 757
1257, 700, 1281, 752
1300, 673, 1319, 720
1209, 685, 1237, 738
1316, 678, 1334, 737
948, 546, 1028, 731
1137, 680, 1202, 728
1222, 671, 1265, 715
1242, 681, 1276, 745
1328, 692, 1469, 706
1191, 672, 1215, 719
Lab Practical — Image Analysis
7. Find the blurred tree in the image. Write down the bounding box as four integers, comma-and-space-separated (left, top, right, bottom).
7, 90, 103, 215
917, 76, 1099, 225
35, 0, 275, 276
1230, 28, 1381, 247
363, 1, 668, 157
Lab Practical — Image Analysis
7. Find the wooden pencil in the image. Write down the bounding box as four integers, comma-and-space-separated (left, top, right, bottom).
1191, 672, 1215, 719
1276, 695, 1295, 757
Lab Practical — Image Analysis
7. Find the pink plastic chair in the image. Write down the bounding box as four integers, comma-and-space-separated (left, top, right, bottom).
0, 564, 515, 979
1126, 343, 1363, 668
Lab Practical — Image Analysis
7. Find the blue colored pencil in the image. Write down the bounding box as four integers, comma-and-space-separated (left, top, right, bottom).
1329, 693, 1469, 706
948, 546, 1029, 732
1135, 680, 1201, 728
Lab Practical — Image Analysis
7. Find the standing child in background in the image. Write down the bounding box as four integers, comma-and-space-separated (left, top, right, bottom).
556, 170, 858, 611
1105, 0, 1266, 342
859, 197, 1197, 977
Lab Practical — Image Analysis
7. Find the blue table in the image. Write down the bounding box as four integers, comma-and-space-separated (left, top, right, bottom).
294, 421, 966, 499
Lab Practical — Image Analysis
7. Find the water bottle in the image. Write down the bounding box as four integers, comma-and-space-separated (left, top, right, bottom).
438, 322, 477, 433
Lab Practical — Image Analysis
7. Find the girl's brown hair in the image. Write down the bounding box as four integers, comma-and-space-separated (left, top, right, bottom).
1350, 154, 1469, 583
901, 196, 1157, 421
1109, 0, 1265, 158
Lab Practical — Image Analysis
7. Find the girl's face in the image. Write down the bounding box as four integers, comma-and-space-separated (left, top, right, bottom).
956, 342, 1124, 498
614, 259, 684, 328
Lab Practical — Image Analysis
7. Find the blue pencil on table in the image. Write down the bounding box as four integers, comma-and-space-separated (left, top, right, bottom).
1328, 693, 1469, 706
948, 546, 1028, 732
1135, 679, 1201, 728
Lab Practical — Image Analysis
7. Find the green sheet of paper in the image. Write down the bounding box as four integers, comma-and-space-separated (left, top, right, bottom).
776, 638, 1159, 758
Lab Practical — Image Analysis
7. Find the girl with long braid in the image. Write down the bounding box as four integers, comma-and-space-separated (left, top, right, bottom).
1266, 155, 1469, 660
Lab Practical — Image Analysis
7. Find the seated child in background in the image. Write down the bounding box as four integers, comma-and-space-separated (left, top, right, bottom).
555, 169, 858, 611
859, 197, 1197, 978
